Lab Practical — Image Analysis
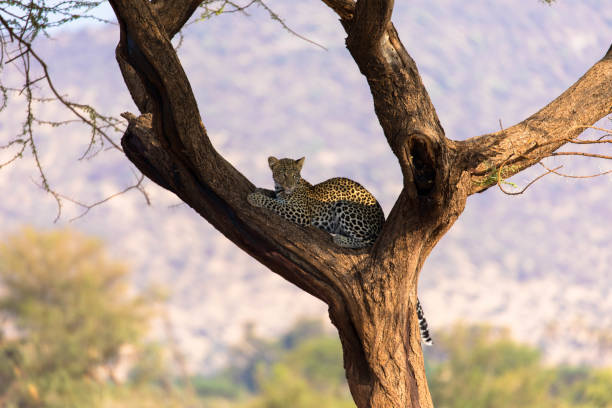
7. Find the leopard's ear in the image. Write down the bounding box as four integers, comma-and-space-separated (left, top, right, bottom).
268, 156, 279, 168
295, 157, 305, 171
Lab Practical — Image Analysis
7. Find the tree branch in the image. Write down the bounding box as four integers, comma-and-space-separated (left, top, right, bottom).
458, 46, 612, 195
120, 111, 349, 300
107, 0, 373, 312
346, 0, 393, 54
320, 0, 355, 21
152, 0, 203, 38
321, 0, 459, 271
120, 112, 373, 404
115, 0, 202, 114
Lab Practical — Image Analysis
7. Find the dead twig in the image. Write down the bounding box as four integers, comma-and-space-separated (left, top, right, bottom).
496, 155, 562, 195
0, 14, 123, 153
549, 152, 612, 160
538, 161, 612, 179
50, 173, 150, 222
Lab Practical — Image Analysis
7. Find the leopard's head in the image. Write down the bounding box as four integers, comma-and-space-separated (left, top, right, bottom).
268, 156, 305, 195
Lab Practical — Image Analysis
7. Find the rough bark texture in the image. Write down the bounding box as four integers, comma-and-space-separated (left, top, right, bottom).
108, 0, 612, 406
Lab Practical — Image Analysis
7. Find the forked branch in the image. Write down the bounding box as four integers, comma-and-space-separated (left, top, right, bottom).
109, 0, 368, 311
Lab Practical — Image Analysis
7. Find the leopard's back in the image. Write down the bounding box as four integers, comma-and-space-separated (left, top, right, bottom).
308, 177, 379, 206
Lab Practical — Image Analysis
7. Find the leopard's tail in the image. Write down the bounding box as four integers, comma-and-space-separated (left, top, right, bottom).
417, 298, 433, 346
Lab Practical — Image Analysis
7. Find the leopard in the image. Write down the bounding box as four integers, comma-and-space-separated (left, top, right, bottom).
247, 156, 433, 345
247, 156, 384, 248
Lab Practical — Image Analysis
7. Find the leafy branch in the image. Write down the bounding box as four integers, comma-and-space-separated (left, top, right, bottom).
0, 2, 148, 221
492, 123, 612, 195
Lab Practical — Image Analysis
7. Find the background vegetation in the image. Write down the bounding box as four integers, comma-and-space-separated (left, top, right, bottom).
0, 228, 610, 407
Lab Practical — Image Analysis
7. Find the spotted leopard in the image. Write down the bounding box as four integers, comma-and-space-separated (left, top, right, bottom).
247, 156, 433, 345
247, 156, 385, 248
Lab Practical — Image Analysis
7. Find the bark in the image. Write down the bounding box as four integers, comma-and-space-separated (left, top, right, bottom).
108, 0, 612, 406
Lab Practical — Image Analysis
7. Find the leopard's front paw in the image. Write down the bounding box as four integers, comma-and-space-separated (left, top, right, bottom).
247, 191, 266, 207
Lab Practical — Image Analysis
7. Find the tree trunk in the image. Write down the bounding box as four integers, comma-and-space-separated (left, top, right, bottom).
335, 242, 447, 407
335, 170, 469, 407
107, 0, 612, 407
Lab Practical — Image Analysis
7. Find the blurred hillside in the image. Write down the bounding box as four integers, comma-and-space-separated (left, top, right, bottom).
2, 233, 610, 408
0, 0, 611, 372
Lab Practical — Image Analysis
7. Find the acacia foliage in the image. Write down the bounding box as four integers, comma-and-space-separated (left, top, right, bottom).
0, 228, 151, 407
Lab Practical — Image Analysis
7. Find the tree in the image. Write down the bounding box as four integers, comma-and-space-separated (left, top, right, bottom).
0, 228, 151, 407
2, 1, 612, 407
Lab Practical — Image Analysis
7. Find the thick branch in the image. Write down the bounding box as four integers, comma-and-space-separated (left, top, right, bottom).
108, 7, 388, 391
152, 0, 203, 38
322, 0, 447, 191
116, 0, 202, 113
459, 46, 612, 195
347, 0, 393, 53
321, 0, 457, 271
108, 0, 365, 307
320, 0, 355, 20
121, 113, 346, 298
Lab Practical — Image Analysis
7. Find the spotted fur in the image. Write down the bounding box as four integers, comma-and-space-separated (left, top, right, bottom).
248, 156, 385, 248
417, 299, 433, 346
247, 156, 433, 344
